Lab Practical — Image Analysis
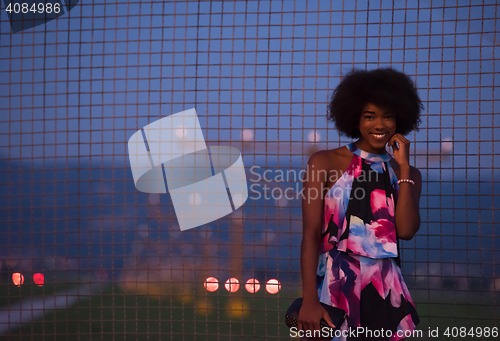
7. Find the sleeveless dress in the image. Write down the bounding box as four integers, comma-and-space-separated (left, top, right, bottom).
316, 143, 419, 341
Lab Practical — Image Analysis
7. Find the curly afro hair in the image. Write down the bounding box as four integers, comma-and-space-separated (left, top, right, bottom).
327, 68, 423, 138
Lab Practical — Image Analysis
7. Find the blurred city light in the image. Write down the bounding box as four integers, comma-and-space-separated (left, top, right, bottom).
33, 273, 44, 287
245, 278, 260, 293
308, 130, 321, 143
204, 277, 219, 292
225, 278, 240, 293
441, 137, 453, 153
12, 273, 24, 287
242, 129, 254, 141
225, 298, 248, 318
266, 279, 281, 294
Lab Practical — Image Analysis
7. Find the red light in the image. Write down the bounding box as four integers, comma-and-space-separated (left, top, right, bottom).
225, 278, 240, 293
266, 279, 281, 294
12, 273, 24, 287
33, 273, 44, 287
245, 278, 260, 293
204, 277, 219, 292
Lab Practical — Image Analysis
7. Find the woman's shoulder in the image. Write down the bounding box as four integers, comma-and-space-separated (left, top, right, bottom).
307, 146, 354, 170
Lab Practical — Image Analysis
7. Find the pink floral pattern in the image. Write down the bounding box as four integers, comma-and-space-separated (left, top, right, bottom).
321, 144, 400, 258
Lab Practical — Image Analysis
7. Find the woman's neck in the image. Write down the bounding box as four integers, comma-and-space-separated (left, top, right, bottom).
354, 139, 387, 154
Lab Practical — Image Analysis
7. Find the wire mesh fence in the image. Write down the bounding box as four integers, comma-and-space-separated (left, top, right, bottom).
0, 0, 499, 339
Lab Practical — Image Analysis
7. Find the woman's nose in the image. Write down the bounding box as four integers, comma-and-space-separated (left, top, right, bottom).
374, 117, 386, 128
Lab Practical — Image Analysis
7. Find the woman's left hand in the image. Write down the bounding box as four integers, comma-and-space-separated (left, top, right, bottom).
388, 133, 410, 167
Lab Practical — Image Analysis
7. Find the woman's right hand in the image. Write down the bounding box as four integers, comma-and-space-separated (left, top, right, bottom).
297, 300, 335, 334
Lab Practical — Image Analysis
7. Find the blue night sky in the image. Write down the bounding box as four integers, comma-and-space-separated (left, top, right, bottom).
0, 0, 498, 171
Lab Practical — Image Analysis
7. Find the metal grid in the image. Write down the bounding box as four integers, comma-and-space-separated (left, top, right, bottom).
0, 0, 499, 339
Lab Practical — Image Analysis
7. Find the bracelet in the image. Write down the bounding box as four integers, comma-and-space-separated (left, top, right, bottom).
397, 178, 415, 185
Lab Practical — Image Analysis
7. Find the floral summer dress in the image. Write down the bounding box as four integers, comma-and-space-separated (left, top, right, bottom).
317, 143, 419, 341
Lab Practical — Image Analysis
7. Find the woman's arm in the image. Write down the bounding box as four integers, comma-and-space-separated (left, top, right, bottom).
298, 151, 335, 332
395, 165, 422, 240
389, 134, 422, 240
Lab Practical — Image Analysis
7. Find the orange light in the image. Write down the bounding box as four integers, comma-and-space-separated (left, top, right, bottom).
225, 278, 240, 293
12, 273, 24, 287
204, 277, 219, 292
245, 278, 260, 293
225, 298, 249, 318
266, 279, 281, 294
33, 273, 44, 287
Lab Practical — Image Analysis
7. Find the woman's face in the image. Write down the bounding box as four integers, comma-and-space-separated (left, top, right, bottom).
356, 103, 397, 153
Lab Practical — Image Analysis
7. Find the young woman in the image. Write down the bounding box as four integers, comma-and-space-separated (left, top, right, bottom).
298, 68, 423, 341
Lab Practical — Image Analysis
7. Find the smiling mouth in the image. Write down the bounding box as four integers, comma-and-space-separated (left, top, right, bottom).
371, 133, 387, 140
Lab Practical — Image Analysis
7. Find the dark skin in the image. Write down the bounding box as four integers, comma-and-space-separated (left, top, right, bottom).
298, 103, 422, 340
